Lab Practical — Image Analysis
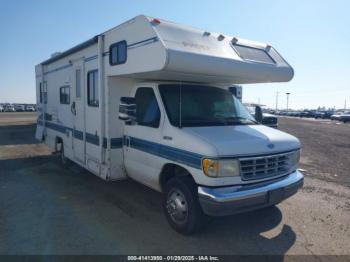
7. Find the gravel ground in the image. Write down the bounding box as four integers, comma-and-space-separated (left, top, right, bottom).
0, 113, 349, 256
278, 117, 350, 185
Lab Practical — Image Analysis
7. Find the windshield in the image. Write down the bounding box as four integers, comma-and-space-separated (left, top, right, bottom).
159, 84, 256, 127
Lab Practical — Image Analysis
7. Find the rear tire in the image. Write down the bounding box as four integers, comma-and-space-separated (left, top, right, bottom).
163, 176, 205, 235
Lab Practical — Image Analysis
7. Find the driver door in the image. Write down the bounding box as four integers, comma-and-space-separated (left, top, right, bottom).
123, 86, 163, 189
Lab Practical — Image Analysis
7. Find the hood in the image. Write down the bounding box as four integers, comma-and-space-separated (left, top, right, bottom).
183, 124, 300, 157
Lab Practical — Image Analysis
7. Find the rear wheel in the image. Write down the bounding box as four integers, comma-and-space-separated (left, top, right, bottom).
163, 176, 205, 235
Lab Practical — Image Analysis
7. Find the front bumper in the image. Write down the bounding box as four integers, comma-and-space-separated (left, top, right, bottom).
198, 170, 304, 216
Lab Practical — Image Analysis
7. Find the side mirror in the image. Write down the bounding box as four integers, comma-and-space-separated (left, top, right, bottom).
119, 97, 136, 122
255, 106, 263, 123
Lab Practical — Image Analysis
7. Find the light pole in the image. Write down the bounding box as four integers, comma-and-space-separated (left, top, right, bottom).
286, 92, 290, 111
275, 91, 279, 111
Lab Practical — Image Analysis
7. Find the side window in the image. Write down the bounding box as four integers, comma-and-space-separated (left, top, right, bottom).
59, 86, 70, 104
135, 88, 160, 128
109, 41, 127, 65
75, 69, 81, 99
87, 70, 99, 107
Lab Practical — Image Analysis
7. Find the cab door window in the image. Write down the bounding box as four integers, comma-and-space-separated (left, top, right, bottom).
135, 88, 160, 128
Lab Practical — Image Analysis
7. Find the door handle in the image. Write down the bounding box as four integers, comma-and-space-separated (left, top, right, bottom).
71, 101, 76, 115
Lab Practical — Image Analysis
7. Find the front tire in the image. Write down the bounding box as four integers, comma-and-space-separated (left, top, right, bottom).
163, 176, 205, 235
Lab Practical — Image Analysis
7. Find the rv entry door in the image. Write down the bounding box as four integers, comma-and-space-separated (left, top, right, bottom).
72, 60, 85, 164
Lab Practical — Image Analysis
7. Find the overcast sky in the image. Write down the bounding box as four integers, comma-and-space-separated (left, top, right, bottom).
0, 0, 349, 109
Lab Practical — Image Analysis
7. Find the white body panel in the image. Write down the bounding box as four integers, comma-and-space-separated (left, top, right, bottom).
35, 15, 298, 192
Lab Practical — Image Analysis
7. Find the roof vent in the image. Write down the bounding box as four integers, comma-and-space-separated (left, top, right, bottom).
51, 52, 62, 58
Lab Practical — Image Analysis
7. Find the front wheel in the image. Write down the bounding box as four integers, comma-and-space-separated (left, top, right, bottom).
163, 176, 205, 235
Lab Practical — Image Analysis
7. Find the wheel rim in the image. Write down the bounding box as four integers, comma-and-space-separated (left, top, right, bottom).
166, 188, 188, 225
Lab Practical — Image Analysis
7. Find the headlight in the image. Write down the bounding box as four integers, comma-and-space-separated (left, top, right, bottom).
202, 158, 240, 177
291, 150, 300, 166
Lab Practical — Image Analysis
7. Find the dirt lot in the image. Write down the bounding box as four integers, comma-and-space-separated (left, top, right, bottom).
0, 113, 349, 256
279, 117, 350, 185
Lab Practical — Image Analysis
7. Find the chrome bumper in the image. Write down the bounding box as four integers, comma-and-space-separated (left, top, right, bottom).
198, 170, 304, 216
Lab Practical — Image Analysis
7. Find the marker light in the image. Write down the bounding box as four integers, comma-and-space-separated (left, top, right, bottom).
202, 159, 218, 177
218, 34, 225, 41
151, 18, 161, 25
231, 37, 239, 44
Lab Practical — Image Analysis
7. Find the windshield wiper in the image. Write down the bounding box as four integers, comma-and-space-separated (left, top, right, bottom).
221, 116, 258, 124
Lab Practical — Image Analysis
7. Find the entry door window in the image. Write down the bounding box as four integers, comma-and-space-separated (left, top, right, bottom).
135, 88, 160, 128
75, 69, 81, 99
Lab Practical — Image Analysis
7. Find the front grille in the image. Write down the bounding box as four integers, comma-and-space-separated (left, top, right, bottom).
239, 152, 294, 181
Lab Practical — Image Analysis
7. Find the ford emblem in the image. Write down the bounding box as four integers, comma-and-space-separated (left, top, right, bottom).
267, 143, 275, 149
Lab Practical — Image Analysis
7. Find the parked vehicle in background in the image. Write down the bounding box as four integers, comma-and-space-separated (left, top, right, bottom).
0, 105, 3, 112
244, 104, 278, 128
314, 111, 325, 119
321, 110, 334, 119
314, 110, 334, 119
300, 110, 316, 118
339, 111, 350, 123
288, 111, 301, 117
331, 112, 343, 121
14, 104, 25, 112
4, 105, 15, 112
25, 105, 36, 112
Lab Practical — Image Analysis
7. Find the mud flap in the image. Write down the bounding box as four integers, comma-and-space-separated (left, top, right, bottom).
35, 124, 44, 141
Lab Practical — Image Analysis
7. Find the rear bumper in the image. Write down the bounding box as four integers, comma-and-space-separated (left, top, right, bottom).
198, 170, 303, 216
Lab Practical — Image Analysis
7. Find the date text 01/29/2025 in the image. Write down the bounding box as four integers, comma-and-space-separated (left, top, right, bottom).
127, 255, 220, 261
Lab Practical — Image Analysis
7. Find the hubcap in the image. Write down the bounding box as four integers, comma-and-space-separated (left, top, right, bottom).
166, 188, 188, 224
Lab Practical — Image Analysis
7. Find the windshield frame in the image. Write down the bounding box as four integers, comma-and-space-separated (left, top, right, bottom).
158, 84, 257, 128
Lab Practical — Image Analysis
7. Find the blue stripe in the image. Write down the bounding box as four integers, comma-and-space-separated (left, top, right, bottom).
37, 121, 202, 168
37, 121, 123, 149
85, 133, 99, 146
128, 136, 202, 169
111, 138, 123, 148
73, 130, 84, 140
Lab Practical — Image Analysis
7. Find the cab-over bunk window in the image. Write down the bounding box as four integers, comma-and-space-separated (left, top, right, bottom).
109, 41, 127, 65
232, 43, 275, 65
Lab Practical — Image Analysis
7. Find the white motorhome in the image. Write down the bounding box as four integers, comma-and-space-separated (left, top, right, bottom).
35, 15, 303, 234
